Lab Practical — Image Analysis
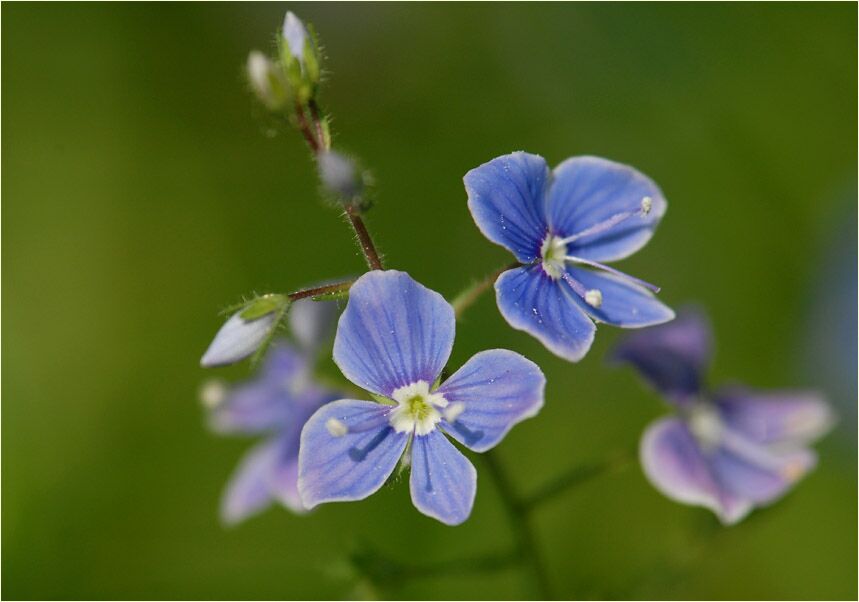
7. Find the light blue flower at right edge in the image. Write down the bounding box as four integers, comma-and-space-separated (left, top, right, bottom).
612, 309, 834, 525
465, 152, 674, 362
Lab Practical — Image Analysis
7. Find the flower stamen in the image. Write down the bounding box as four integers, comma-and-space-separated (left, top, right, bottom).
558, 196, 654, 246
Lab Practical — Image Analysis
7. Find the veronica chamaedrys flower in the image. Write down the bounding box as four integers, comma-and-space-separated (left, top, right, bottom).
465, 152, 674, 362
298, 270, 545, 525
612, 310, 834, 525
206, 297, 341, 524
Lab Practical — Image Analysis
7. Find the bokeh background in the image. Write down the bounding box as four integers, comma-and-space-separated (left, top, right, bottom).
3, 3, 856, 600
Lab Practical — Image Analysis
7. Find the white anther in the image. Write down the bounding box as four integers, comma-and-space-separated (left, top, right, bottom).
640, 196, 653, 215
584, 289, 603, 308
199, 379, 227, 409
443, 402, 466, 423
326, 418, 348, 437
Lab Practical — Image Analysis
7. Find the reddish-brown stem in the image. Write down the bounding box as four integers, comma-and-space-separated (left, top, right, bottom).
345, 205, 383, 270
294, 100, 320, 152
307, 99, 327, 150
288, 280, 353, 301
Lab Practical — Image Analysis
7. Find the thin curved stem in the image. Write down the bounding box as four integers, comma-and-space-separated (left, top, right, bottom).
481, 450, 551, 599
451, 261, 519, 318
520, 449, 633, 513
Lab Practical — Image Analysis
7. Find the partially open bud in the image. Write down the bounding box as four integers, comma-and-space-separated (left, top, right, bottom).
246, 51, 289, 111
280, 12, 321, 101
201, 294, 289, 367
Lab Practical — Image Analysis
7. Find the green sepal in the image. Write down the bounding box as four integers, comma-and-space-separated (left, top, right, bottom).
240, 293, 289, 321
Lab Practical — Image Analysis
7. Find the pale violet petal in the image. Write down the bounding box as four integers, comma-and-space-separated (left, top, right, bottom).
548, 156, 666, 262
495, 265, 596, 362
709, 434, 817, 506
464, 152, 551, 263
289, 297, 339, 352
220, 439, 279, 526
437, 349, 545, 452
611, 308, 711, 404
714, 387, 834, 447
333, 271, 455, 397
641, 417, 752, 525
409, 430, 477, 526
201, 310, 277, 367
298, 399, 407, 508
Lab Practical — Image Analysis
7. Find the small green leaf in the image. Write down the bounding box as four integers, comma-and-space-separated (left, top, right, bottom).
240, 294, 288, 321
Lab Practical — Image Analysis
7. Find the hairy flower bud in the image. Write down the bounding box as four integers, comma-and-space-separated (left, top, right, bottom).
246, 50, 289, 111
318, 150, 363, 202
280, 11, 321, 102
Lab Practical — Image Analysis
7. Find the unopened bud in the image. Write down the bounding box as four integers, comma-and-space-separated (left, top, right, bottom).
280, 11, 321, 100
246, 50, 289, 111
318, 150, 362, 202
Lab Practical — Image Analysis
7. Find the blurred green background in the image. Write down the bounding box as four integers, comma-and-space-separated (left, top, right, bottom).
3, 3, 856, 600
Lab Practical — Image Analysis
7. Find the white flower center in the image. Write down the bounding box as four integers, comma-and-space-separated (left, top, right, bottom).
687, 402, 724, 451
389, 380, 448, 436
540, 235, 567, 280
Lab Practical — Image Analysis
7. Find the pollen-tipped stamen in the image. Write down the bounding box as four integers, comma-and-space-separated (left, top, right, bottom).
565, 255, 661, 293
561, 272, 603, 308
559, 196, 654, 246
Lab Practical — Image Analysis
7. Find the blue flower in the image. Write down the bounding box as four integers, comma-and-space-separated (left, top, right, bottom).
612, 309, 834, 524
298, 270, 545, 525
465, 152, 674, 362
205, 297, 341, 525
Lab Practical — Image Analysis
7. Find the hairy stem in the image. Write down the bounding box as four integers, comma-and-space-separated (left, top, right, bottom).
482, 450, 551, 599
288, 280, 354, 301
294, 101, 320, 152
451, 262, 519, 318
345, 205, 384, 270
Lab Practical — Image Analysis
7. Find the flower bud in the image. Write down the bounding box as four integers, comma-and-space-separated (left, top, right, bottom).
201, 295, 288, 367
246, 50, 289, 111
318, 150, 363, 202
280, 11, 321, 101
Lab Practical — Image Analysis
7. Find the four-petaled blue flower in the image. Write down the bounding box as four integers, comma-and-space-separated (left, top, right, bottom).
298, 270, 545, 525
465, 152, 675, 362
205, 297, 342, 525
612, 309, 833, 524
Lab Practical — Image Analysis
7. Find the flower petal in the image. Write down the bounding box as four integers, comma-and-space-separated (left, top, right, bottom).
201, 310, 277, 367
548, 156, 666, 262
714, 387, 834, 447
220, 438, 279, 525
566, 267, 674, 328
709, 434, 816, 506
437, 350, 545, 452
641, 417, 751, 525
495, 265, 596, 362
409, 430, 477, 525
611, 309, 712, 403
289, 297, 339, 352
333, 271, 455, 397
267, 434, 304, 513
298, 399, 407, 508
208, 344, 307, 434
465, 152, 551, 263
